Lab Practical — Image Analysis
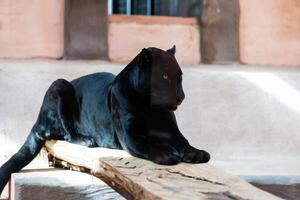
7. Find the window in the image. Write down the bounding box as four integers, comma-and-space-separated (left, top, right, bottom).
108, 0, 180, 16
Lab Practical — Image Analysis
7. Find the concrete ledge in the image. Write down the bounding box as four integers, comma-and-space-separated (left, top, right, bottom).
108, 14, 198, 25
11, 168, 124, 200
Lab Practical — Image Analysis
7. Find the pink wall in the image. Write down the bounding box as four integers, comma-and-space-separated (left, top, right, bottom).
240, 0, 300, 66
0, 0, 64, 59
1, 1, 300, 66
108, 15, 201, 66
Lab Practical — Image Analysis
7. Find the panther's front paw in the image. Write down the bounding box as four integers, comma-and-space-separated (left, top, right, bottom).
149, 146, 181, 165
68, 135, 98, 147
182, 147, 210, 163
82, 136, 98, 147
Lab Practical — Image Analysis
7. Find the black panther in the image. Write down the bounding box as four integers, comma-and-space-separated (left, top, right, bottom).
0, 46, 210, 195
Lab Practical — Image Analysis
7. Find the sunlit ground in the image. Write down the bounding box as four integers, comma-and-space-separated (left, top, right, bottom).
1, 60, 300, 198
238, 72, 300, 114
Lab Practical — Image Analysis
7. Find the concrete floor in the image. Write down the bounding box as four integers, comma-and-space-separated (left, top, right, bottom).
0, 59, 300, 187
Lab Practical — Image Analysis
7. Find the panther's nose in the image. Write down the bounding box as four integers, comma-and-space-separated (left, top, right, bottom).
176, 88, 185, 104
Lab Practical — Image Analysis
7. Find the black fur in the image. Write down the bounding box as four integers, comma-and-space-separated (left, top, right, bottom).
0, 47, 210, 195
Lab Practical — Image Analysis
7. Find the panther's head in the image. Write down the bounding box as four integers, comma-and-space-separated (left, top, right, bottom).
133, 46, 185, 111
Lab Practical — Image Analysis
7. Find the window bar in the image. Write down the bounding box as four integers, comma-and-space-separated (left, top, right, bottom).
146, 0, 151, 16
108, 0, 113, 15
126, 0, 131, 15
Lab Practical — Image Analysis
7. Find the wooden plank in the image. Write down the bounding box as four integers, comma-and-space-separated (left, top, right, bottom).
45, 140, 282, 200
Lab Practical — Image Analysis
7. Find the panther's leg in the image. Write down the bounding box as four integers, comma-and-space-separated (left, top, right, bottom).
38, 79, 97, 147
118, 134, 182, 165
52, 79, 97, 147
167, 112, 210, 164
146, 136, 209, 165
165, 119, 210, 164
174, 132, 210, 163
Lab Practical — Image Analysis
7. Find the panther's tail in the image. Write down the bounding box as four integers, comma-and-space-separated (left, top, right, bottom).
0, 128, 45, 195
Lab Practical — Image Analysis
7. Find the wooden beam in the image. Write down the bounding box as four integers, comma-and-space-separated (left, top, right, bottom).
45, 140, 282, 200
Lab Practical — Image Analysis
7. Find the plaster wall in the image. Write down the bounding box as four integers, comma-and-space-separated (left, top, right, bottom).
240, 0, 300, 66
0, 0, 64, 59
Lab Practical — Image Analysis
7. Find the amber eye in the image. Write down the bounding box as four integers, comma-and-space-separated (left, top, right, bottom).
163, 74, 168, 80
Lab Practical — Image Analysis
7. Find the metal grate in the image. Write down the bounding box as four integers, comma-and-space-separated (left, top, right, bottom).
112, 0, 129, 14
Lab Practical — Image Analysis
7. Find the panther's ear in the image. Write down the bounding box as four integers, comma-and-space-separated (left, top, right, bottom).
138, 48, 152, 67
167, 45, 176, 55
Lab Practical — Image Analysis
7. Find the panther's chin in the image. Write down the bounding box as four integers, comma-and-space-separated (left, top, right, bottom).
167, 106, 178, 111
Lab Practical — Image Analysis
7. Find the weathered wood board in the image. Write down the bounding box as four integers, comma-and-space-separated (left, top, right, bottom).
45, 140, 282, 200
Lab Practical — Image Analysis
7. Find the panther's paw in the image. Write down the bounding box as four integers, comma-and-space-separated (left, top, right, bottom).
182, 147, 210, 163
67, 135, 98, 147
149, 147, 181, 165
82, 136, 98, 147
